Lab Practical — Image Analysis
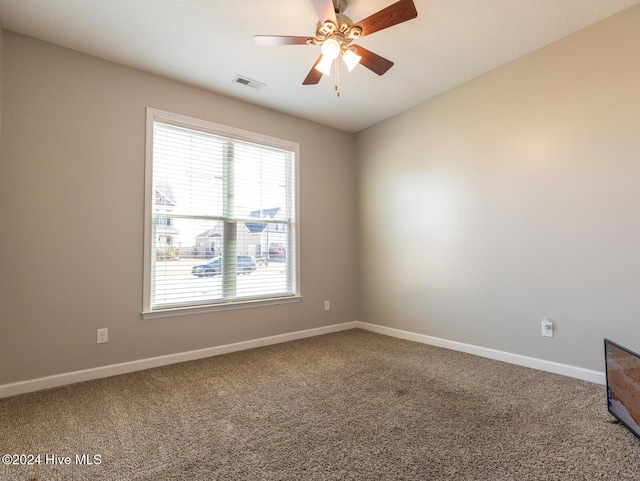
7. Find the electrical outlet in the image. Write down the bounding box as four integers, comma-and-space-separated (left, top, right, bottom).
541, 318, 553, 338
97, 328, 108, 344
324, 300, 330, 311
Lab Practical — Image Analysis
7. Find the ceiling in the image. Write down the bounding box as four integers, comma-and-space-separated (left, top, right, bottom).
0, 0, 638, 132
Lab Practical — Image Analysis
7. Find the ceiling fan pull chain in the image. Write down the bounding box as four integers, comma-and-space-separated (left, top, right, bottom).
335, 59, 341, 97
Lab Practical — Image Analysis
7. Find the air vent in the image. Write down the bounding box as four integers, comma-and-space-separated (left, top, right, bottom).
233, 75, 265, 90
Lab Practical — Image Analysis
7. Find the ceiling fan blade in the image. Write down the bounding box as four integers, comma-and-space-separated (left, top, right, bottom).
354, 0, 418, 37
355, 46, 394, 76
303, 56, 324, 85
310, 0, 337, 24
254, 35, 311, 46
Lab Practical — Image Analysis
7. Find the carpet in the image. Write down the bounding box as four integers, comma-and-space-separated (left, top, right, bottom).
1, 329, 639, 480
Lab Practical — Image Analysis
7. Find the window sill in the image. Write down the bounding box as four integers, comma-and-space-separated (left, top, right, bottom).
142, 295, 303, 320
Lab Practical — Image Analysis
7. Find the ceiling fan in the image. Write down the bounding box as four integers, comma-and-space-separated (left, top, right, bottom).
254, 0, 418, 88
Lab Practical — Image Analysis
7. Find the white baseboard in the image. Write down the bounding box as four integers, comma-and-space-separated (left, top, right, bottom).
1, 320, 605, 399
0, 321, 359, 399
354, 321, 605, 384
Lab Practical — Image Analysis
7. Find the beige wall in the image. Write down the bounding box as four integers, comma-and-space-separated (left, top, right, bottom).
0, 32, 358, 385
2, 5, 639, 387
357, 6, 640, 372
0, 20, 3, 138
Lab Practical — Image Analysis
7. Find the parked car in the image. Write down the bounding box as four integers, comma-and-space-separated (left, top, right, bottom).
268, 244, 286, 261
191, 255, 256, 277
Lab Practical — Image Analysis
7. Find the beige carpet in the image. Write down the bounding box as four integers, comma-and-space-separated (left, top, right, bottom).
1, 329, 639, 480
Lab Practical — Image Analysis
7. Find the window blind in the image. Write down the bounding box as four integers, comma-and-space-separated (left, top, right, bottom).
144, 109, 298, 313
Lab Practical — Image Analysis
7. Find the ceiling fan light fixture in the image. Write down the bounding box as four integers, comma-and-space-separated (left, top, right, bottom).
321, 38, 341, 60
342, 48, 361, 71
255, 0, 419, 88
315, 55, 334, 76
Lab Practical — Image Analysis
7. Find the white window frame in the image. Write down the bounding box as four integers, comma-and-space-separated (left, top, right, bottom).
142, 108, 301, 319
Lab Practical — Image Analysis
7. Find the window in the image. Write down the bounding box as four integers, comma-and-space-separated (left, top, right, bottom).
143, 109, 300, 318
